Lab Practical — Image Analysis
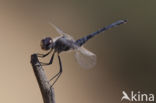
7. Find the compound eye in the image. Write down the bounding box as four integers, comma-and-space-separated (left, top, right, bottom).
40, 37, 53, 50
49, 39, 53, 44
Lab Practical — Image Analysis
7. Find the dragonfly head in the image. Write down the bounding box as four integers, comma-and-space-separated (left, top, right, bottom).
40, 37, 53, 50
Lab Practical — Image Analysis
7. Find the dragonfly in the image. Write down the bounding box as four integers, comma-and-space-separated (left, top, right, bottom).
37, 20, 127, 86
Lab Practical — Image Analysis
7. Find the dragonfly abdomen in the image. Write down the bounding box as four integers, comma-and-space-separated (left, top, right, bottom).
75, 20, 127, 46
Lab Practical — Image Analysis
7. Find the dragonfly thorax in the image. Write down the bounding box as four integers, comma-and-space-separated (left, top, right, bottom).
53, 37, 75, 53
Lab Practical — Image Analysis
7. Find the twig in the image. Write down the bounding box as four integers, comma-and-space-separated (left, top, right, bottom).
31, 54, 56, 103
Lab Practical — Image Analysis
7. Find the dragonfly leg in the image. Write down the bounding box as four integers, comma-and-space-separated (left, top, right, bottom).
40, 52, 55, 66
37, 49, 53, 58
50, 55, 63, 87
49, 72, 60, 82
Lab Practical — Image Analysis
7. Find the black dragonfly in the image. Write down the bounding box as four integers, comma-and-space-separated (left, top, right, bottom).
37, 20, 127, 86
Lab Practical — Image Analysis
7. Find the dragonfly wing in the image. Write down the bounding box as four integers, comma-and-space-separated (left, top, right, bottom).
49, 23, 75, 41
75, 46, 96, 69
49, 22, 64, 35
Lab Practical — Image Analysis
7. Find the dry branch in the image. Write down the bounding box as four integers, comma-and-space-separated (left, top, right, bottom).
31, 54, 56, 103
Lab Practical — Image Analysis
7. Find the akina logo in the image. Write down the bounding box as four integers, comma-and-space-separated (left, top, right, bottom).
121, 91, 155, 102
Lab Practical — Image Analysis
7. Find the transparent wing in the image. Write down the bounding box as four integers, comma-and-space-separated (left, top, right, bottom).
49, 22, 75, 41
75, 46, 96, 69
49, 23, 96, 68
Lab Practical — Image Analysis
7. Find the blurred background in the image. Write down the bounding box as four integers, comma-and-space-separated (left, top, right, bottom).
0, 0, 155, 103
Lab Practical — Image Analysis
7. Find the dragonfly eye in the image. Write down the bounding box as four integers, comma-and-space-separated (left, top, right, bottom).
40, 37, 53, 50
